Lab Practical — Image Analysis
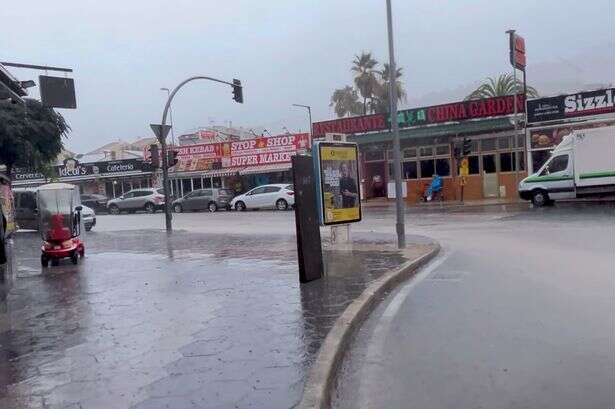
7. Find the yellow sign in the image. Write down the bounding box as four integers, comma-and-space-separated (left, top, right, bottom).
459, 157, 469, 177
317, 142, 362, 225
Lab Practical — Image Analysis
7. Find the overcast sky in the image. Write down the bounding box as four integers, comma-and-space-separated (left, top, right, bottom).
3, 0, 615, 153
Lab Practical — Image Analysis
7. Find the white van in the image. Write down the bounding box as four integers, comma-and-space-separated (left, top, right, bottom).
519, 127, 615, 206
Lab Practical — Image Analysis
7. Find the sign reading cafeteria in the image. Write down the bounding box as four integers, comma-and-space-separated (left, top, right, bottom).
313, 141, 361, 226
173, 133, 310, 172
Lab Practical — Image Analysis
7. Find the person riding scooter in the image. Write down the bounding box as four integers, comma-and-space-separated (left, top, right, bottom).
423, 174, 443, 202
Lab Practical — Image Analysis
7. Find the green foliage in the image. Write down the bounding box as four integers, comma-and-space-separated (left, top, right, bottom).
465, 73, 539, 100
330, 52, 406, 118
0, 98, 69, 176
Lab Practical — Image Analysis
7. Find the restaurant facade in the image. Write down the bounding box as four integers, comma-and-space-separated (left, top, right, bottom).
313, 94, 527, 202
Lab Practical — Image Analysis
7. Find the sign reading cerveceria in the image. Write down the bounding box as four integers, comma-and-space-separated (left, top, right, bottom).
13, 159, 149, 181
527, 87, 615, 124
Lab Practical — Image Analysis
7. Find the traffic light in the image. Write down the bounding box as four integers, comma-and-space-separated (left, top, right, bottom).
167, 149, 179, 168
148, 144, 160, 168
462, 138, 472, 156
232, 79, 243, 103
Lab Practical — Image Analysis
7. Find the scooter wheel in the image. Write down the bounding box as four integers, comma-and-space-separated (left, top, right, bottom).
70, 252, 79, 265
41, 255, 49, 267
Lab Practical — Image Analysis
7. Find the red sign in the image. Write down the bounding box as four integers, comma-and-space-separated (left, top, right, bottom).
312, 113, 388, 138
170, 133, 310, 172
510, 33, 526, 70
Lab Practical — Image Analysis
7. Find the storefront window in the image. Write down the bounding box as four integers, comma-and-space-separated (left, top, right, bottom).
481, 138, 497, 151
403, 161, 417, 179
435, 145, 450, 156
500, 152, 514, 172
482, 154, 496, 173
435, 158, 451, 176
532, 150, 551, 172
468, 156, 480, 174
498, 136, 510, 150
517, 135, 525, 148
365, 150, 384, 161
420, 159, 435, 178
182, 178, 192, 195
193, 178, 202, 190
419, 146, 433, 157
403, 148, 417, 159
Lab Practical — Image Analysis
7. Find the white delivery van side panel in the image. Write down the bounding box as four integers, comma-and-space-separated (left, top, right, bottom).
574, 127, 615, 187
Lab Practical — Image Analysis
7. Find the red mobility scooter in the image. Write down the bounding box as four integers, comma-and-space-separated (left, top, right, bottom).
38, 183, 85, 267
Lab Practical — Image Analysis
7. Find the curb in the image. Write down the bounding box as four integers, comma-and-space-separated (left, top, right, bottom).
297, 243, 441, 409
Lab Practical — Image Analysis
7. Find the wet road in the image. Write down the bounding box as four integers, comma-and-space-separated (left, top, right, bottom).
333, 204, 615, 409
0, 207, 434, 409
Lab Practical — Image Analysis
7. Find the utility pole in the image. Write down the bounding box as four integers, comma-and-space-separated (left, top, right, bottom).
292, 104, 313, 139
153, 76, 243, 233
385, 0, 405, 248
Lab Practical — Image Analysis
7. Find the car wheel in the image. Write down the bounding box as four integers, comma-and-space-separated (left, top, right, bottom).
70, 251, 79, 265
51, 258, 59, 267
235, 201, 246, 211
144, 202, 155, 214
531, 190, 549, 207
109, 204, 120, 215
79, 247, 85, 258
173, 204, 183, 213
208, 202, 218, 213
41, 254, 49, 267
85, 225, 92, 232
276, 199, 288, 211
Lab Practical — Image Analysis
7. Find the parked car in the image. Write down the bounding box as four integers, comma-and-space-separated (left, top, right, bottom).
80, 193, 109, 213
172, 188, 234, 213
107, 188, 165, 214
1, 172, 16, 265
81, 204, 96, 231
230, 184, 294, 211
13, 188, 38, 230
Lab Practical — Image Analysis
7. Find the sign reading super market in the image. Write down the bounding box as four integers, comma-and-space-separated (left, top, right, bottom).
527, 87, 615, 124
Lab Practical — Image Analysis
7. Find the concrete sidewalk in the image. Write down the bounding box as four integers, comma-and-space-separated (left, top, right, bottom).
1, 229, 436, 409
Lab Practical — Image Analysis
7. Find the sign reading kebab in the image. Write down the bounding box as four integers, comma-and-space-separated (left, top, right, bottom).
312, 94, 525, 138
173, 133, 311, 172
527, 88, 615, 124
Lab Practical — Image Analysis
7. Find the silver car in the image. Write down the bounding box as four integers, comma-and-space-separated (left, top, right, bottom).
107, 188, 165, 215
172, 188, 234, 213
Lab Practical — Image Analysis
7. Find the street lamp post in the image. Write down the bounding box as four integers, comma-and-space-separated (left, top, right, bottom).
292, 104, 312, 138
385, 0, 405, 249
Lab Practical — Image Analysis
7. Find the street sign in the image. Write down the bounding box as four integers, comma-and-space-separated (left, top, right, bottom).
313, 141, 361, 226
150, 124, 172, 141
509, 32, 526, 71
39, 75, 77, 109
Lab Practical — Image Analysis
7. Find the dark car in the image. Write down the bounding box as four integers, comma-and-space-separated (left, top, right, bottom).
172, 188, 234, 213
80, 193, 109, 213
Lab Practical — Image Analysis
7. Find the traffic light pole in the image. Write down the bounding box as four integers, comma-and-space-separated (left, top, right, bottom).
158, 75, 243, 233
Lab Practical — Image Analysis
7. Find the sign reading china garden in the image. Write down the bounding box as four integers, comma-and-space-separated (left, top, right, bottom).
312, 94, 525, 138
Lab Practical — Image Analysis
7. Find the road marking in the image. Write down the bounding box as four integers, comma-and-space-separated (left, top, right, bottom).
357, 252, 450, 409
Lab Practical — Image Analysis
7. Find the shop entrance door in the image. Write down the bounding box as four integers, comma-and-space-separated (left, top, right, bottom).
482, 154, 498, 198
365, 162, 386, 198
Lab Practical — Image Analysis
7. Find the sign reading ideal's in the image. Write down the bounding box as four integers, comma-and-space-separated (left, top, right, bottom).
313, 141, 361, 226
527, 88, 615, 124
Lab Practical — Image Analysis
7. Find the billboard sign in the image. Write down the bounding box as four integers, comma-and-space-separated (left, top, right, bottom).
527, 88, 615, 124
313, 141, 361, 226
312, 114, 388, 138
39, 75, 77, 109
509, 33, 526, 71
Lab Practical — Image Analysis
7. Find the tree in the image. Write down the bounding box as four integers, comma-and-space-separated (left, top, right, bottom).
465, 73, 539, 100
0, 98, 69, 178
351, 52, 379, 114
372, 63, 406, 114
330, 86, 363, 118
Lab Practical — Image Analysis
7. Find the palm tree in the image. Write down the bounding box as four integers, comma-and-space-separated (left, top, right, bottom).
465, 73, 539, 100
372, 63, 406, 113
330, 86, 363, 118
351, 52, 379, 114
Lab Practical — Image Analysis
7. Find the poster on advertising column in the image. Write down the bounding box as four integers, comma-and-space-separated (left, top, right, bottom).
314, 141, 361, 226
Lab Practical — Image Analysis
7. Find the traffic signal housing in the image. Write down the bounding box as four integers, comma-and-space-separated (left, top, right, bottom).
167, 149, 179, 168
462, 138, 472, 156
232, 79, 243, 103
148, 144, 160, 168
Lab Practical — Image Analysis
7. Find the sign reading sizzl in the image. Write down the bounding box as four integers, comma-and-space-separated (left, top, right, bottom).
527, 87, 615, 123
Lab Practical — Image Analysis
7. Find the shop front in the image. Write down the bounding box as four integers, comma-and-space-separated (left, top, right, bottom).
526, 87, 615, 174
315, 94, 527, 202
12, 158, 154, 198
168, 133, 309, 198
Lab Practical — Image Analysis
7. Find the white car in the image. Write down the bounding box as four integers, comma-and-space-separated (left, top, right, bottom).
230, 184, 294, 211
80, 204, 96, 231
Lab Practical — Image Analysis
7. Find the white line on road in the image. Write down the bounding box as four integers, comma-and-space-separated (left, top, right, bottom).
357, 252, 451, 409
